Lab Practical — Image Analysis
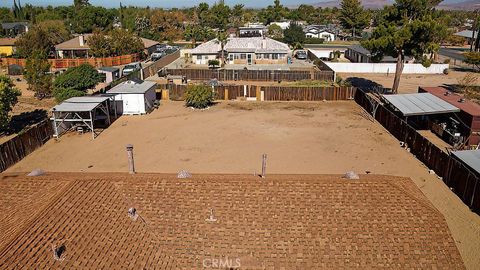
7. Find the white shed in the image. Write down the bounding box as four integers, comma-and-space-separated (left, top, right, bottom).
107, 80, 157, 115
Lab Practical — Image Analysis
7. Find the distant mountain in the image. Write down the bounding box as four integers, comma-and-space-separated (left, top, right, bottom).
311, 0, 478, 10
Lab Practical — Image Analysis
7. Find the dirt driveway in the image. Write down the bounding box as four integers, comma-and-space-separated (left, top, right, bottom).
6, 100, 480, 269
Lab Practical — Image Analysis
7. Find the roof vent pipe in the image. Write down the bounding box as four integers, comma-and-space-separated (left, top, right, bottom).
458, 98, 466, 103
79, 35, 85, 47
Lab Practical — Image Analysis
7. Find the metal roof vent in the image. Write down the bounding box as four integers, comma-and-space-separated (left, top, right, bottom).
128, 207, 138, 221
205, 208, 217, 222
458, 98, 466, 103
444, 91, 451, 96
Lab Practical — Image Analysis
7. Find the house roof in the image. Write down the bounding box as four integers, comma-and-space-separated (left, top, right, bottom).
107, 80, 157, 94
1, 22, 28, 30
419, 87, 480, 117
0, 173, 465, 269
348, 44, 371, 56
98, 66, 120, 72
55, 35, 159, 51
451, 150, 480, 175
191, 37, 289, 54
454, 30, 477, 39
0, 38, 17, 46
382, 93, 460, 116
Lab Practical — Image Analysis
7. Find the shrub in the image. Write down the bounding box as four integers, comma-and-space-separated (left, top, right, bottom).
53, 87, 86, 102
304, 37, 325, 44
0, 76, 21, 132
443, 68, 449, 75
208, 59, 220, 69
53, 64, 102, 91
443, 58, 451, 64
184, 85, 213, 109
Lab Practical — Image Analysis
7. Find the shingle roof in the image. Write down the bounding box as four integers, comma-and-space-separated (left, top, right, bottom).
0, 22, 28, 30
191, 37, 290, 54
0, 173, 465, 269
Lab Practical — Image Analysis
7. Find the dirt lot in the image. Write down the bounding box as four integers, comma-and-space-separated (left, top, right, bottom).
6, 100, 480, 269
339, 70, 476, 94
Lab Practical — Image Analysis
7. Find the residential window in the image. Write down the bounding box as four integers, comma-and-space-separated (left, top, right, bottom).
229, 54, 233, 61
240, 53, 246, 59
257, 54, 263, 59
264, 54, 270, 59
272, 54, 279, 60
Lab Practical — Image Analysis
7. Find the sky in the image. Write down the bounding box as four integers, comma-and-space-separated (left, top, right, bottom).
0, 0, 323, 9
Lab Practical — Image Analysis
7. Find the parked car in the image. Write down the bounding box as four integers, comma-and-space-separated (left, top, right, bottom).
151, 50, 166, 61
295, 50, 307, 60
122, 62, 141, 76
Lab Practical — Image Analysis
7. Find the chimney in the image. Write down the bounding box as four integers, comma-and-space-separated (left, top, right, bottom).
262, 38, 267, 49
79, 35, 85, 47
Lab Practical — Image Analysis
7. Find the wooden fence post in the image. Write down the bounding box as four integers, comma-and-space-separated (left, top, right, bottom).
261, 154, 267, 178
224, 89, 229, 101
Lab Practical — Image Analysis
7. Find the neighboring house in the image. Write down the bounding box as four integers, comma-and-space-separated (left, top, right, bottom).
106, 79, 157, 115
190, 37, 290, 65
0, 38, 17, 56
55, 34, 160, 59
303, 25, 337, 41
1, 22, 29, 37
238, 26, 267, 37
454, 30, 478, 44
345, 44, 413, 63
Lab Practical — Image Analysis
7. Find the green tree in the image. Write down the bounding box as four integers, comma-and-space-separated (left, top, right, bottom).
268, 24, 283, 40
0, 76, 21, 132
109, 28, 144, 56
231, 4, 245, 27
72, 6, 114, 33
74, 0, 90, 10
88, 30, 112, 57
339, 0, 370, 38
24, 51, 52, 99
15, 21, 71, 58
185, 84, 213, 109
216, 31, 229, 67
362, 0, 447, 93
53, 64, 101, 102
259, 0, 287, 24
464, 51, 480, 70
283, 23, 304, 48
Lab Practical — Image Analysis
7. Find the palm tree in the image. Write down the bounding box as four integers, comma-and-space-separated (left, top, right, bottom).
215, 31, 229, 67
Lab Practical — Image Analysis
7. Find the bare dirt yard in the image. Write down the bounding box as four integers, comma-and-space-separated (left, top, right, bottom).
339, 70, 476, 94
6, 100, 480, 269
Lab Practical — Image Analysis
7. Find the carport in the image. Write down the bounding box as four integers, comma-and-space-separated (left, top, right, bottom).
51, 96, 112, 139
382, 93, 460, 118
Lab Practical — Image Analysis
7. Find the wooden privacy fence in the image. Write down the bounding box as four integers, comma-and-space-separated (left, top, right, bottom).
355, 89, 480, 213
164, 84, 355, 101
142, 50, 180, 78
165, 68, 334, 82
0, 54, 141, 69
0, 120, 53, 172
263, 86, 355, 101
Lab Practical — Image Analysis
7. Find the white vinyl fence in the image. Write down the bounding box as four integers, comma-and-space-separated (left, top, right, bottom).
324, 62, 449, 74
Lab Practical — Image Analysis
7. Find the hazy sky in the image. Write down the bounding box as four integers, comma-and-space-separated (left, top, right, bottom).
0, 0, 324, 8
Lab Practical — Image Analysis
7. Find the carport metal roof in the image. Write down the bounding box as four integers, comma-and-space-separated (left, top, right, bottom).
382, 93, 460, 116
451, 150, 480, 175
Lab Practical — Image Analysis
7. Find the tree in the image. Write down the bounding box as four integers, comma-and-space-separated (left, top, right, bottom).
231, 4, 245, 27
150, 9, 186, 42
109, 28, 144, 56
464, 51, 480, 70
362, 0, 447, 93
74, 0, 90, 10
283, 23, 305, 48
72, 6, 114, 33
0, 76, 21, 132
15, 21, 71, 58
259, 0, 287, 24
24, 51, 52, 99
457, 73, 479, 100
339, 0, 370, 38
268, 24, 283, 40
216, 31, 229, 67
208, 59, 219, 69
88, 30, 111, 57
53, 64, 101, 102
184, 85, 213, 109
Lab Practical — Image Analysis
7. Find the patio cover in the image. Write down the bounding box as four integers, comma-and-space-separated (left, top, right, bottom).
451, 150, 480, 175
382, 93, 460, 117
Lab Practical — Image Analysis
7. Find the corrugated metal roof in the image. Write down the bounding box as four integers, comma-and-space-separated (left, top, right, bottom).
382, 93, 460, 116
451, 150, 480, 175
64, 96, 110, 103
107, 80, 157, 94
52, 96, 108, 112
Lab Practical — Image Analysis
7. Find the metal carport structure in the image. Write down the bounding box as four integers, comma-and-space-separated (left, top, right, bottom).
382, 93, 460, 117
51, 96, 112, 139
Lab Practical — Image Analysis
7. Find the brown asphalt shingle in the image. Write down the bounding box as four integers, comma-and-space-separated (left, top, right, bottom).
0, 173, 465, 269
